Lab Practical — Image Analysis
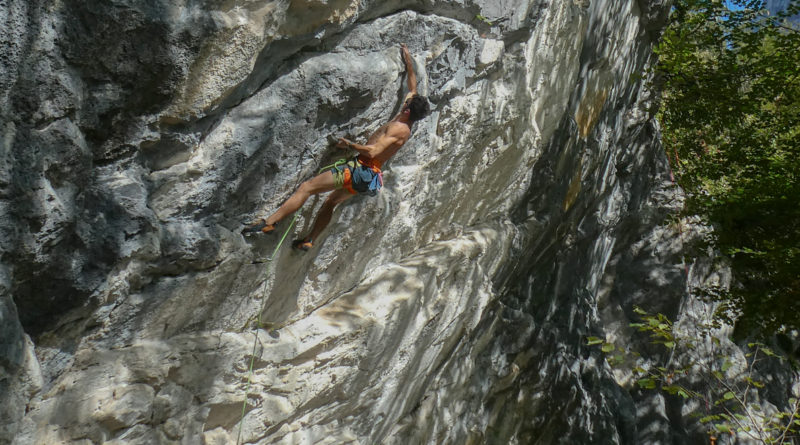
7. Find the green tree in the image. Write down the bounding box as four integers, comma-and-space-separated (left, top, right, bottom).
656, 0, 800, 336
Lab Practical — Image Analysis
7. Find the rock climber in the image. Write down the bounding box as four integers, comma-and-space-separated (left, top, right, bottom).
242, 43, 430, 251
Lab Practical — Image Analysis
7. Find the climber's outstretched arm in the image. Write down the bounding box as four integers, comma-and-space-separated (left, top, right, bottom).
401, 44, 417, 95
338, 134, 401, 160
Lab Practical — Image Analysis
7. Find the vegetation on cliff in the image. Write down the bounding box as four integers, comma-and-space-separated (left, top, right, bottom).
656, 0, 800, 337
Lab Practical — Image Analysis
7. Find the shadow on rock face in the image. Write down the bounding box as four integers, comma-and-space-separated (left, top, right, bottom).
12, 272, 91, 338
0, 295, 26, 371
57, 0, 210, 154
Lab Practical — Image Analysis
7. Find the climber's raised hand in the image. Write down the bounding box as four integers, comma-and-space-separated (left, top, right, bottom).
400, 44, 417, 94
401, 44, 411, 65
336, 138, 351, 149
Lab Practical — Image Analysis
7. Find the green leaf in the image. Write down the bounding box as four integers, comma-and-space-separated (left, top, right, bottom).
664, 341, 675, 349
663, 385, 679, 395
715, 423, 731, 434
475, 14, 493, 25
724, 391, 736, 400
721, 360, 732, 372
637, 378, 657, 389
601, 343, 615, 353
586, 336, 604, 346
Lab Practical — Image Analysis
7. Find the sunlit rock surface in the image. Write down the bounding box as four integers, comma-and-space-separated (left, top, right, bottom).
1, 1, 795, 444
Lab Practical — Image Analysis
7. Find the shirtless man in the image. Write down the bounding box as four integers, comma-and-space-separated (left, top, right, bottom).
243, 44, 430, 251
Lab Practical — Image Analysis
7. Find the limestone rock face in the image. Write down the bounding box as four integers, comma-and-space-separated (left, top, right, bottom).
1, 1, 794, 444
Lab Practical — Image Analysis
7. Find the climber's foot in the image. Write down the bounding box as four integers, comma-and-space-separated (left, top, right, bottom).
241, 218, 276, 235
291, 238, 313, 252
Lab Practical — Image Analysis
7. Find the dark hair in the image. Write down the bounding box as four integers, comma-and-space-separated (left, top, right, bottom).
407, 95, 430, 122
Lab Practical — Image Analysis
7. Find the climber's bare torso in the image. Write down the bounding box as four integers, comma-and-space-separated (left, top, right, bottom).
337, 92, 416, 166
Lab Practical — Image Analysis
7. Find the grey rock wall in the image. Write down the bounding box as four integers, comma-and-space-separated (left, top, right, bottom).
1, 0, 795, 444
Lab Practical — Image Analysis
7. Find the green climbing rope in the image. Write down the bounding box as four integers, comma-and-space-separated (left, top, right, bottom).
236, 211, 297, 445
319, 158, 347, 173
235, 158, 344, 443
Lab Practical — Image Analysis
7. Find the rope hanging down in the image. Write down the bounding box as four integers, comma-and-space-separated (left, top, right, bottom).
236, 210, 297, 445
235, 158, 346, 444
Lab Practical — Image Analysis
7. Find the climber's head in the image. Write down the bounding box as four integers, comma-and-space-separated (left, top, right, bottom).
402, 94, 430, 122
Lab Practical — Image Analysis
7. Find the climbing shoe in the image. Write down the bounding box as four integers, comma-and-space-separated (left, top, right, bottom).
241, 218, 276, 235
291, 238, 313, 251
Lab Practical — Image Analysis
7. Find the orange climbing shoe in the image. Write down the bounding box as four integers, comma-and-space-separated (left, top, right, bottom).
241, 218, 276, 234
291, 238, 313, 251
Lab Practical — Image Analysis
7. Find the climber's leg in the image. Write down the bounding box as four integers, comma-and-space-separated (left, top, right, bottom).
292, 189, 353, 250
268, 171, 337, 225
244, 171, 337, 234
